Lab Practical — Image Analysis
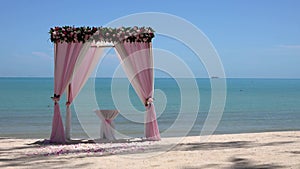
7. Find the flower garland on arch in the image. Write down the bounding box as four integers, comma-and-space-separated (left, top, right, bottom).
49, 26, 155, 43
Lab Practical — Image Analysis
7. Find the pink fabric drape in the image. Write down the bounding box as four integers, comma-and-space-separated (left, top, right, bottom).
51, 103, 65, 143
51, 42, 83, 144
68, 47, 97, 103
66, 47, 104, 140
115, 42, 160, 140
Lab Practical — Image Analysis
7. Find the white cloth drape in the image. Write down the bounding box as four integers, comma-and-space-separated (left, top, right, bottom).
94, 110, 119, 140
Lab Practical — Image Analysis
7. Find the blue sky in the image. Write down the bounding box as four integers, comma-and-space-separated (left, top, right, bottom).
0, 0, 299, 78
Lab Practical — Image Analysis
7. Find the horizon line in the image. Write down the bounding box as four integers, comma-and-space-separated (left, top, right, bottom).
0, 76, 299, 79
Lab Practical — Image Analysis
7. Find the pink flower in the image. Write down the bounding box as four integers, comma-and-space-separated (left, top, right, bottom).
145, 97, 154, 106
148, 98, 154, 103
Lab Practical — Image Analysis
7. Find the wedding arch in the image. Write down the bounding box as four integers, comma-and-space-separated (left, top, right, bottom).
49, 26, 160, 143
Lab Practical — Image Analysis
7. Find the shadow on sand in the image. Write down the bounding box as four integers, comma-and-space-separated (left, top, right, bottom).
0, 138, 296, 169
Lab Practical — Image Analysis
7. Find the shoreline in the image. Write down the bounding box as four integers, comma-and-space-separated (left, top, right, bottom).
2, 129, 300, 140
1, 131, 300, 168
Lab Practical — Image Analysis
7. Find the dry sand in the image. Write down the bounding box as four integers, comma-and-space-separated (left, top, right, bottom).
1, 131, 300, 169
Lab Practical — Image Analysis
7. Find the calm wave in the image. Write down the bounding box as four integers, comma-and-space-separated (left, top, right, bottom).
0, 78, 299, 139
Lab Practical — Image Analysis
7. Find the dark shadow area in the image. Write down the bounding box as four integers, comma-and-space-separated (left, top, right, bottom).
0, 147, 145, 168
0, 138, 10, 140
0, 138, 153, 168
227, 157, 284, 169
173, 141, 252, 151
0, 155, 69, 168
170, 140, 295, 152
29, 139, 95, 145
290, 151, 300, 154
74, 162, 95, 168
182, 164, 220, 169
30, 137, 151, 145
0, 138, 297, 168
260, 141, 294, 147
0, 145, 42, 152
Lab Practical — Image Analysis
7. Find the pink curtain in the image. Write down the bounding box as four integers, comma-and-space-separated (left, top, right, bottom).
115, 42, 160, 140
65, 47, 104, 140
51, 42, 83, 144
68, 47, 103, 103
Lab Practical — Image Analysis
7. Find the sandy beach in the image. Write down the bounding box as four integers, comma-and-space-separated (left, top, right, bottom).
0, 131, 300, 169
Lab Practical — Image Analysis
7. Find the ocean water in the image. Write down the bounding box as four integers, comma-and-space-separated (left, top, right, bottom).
0, 78, 299, 139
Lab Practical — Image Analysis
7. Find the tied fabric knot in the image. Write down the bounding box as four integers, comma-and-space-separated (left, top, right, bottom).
105, 119, 112, 125
66, 101, 71, 106
145, 97, 154, 107
51, 94, 60, 104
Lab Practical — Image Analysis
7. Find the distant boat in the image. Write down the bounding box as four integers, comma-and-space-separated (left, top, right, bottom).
211, 76, 219, 79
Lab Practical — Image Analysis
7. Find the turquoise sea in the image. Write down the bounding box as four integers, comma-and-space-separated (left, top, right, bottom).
0, 78, 300, 139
